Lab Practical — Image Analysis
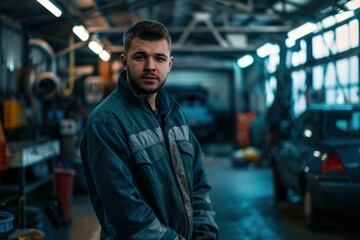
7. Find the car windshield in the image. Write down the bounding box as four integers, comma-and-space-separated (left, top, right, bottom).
325, 110, 360, 137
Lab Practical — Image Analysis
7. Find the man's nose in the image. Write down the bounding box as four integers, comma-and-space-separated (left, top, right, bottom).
145, 58, 156, 71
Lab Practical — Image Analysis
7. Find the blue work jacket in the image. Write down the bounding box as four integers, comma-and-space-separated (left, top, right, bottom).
80, 71, 219, 240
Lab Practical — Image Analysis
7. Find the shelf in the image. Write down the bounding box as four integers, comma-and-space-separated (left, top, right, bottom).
8, 140, 60, 168
0, 175, 55, 194
25, 175, 53, 194
0, 139, 60, 229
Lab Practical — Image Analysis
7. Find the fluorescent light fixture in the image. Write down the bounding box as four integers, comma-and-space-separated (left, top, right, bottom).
72, 25, 90, 41
99, 50, 111, 61
287, 22, 318, 41
36, 0, 62, 17
237, 55, 254, 68
345, 0, 360, 10
256, 43, 280, 58
88, 40, 103, 54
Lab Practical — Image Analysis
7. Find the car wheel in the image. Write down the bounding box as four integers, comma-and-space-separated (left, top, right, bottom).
273, 165, 287, 201
303, 187, 322, 230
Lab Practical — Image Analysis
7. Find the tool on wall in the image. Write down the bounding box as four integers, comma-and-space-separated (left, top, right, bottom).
62, 36, 75, 96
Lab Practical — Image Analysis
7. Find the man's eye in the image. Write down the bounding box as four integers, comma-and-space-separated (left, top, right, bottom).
156, 57, 166, 62
134, 55, 145, 61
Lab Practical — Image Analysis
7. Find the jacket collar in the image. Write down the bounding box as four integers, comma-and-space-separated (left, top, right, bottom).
117, 70, 174, 114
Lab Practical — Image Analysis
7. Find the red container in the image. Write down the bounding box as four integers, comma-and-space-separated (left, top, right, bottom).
55, 168, 76, 223
235, 112, 257, 148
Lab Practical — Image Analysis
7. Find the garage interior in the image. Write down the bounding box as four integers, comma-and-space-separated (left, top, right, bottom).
1, 0, 360, 239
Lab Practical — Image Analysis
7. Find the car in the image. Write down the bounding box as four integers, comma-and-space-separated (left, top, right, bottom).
164, 85, 216, 140
270, 104, 360, 230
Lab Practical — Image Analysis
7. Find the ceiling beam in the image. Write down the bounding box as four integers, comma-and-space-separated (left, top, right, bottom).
88, 25, 291, 34
108, 44, 257, 53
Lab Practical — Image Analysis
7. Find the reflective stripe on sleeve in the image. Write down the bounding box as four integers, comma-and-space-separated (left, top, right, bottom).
130, 218, 167, 240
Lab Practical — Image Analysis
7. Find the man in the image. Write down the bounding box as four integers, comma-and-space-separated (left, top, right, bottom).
80, 20, 219, 240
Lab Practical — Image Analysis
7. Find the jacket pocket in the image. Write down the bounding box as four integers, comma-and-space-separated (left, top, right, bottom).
176, 140, 195, 181
133, 144, 165, 165
133, 144, 172, 190
177, 141, 194, 158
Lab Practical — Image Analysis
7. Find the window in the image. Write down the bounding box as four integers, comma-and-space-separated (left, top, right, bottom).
349, 19, 359, 48
311, 56, 359, 105
291, 111, 320, 141
336, 24, 350, 52
312, 19, 359, 59
326, 110, 360, 137
265, 76, 277, 106
292, 70, 307, 117
310, 21, 360, 105
300, 111, 320, 140
289, 40, 307, 67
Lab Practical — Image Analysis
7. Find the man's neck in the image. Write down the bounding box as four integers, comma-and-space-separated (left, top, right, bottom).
146, 93, 157, 110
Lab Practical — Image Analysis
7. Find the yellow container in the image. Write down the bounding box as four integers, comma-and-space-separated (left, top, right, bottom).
3, 100, 27, 131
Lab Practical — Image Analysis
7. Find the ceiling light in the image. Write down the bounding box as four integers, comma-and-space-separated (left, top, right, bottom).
272, 1, 298, 13
72, 25, 89, 41
36, 0, 62, 17
345, 0, 360, 10
287, 22, 318, 41
99, 50, 111, 61
237, 55, 254, 68
88, 40, 103, 54
256, 43, 280, 58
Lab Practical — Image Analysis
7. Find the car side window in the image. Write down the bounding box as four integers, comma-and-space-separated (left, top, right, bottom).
291, 111, 320, 141
290, 113, 308, 139
326, 110, 360, 137
300, 112, 320, 141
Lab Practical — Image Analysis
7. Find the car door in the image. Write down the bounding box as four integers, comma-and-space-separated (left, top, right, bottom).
276, 113, 306, 190
279, 111, 320, 193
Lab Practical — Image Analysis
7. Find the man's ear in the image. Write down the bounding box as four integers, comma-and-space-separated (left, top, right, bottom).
120, 54, 127, 70
168, 56, 174, 71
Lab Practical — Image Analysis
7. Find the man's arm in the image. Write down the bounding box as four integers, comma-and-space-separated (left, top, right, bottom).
190, 132, 220, 239
82, 121, 182, 240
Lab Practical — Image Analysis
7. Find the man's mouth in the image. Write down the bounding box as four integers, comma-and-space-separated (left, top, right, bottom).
142, 75, 159, 82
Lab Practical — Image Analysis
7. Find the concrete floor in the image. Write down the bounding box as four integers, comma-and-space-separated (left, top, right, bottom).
207, 155, 360, 240
41, 144, 360, 239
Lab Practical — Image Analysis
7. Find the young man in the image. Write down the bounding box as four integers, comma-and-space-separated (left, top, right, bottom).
80, 20, 219, 240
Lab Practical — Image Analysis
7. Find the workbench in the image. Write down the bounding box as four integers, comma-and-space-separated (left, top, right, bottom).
0, 139, 60, 229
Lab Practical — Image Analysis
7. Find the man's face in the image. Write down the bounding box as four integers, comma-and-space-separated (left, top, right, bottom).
120, 37, 174, 95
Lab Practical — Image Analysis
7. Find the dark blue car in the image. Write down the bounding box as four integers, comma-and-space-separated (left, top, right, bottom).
164, 85, 216, 140
271, 104, 360, 229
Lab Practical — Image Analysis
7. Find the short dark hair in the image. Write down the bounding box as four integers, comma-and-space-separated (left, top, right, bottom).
123, 20, 172, 53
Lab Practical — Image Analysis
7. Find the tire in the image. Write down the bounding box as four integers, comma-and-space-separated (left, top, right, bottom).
273, 165, 287, 201
303, 187, 323, 230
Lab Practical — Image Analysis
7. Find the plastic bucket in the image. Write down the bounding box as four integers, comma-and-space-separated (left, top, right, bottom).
0, 211, 14, 233
54, 168, 76, 223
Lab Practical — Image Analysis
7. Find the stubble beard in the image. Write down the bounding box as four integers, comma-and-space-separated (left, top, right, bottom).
127, 68, 167, 95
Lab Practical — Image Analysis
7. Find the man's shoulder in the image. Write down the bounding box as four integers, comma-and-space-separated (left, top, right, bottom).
86, 95, 124, 123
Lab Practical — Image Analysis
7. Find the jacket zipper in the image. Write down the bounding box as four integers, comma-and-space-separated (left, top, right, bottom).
165, 102, 191, 239
164, 101, 175, 122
